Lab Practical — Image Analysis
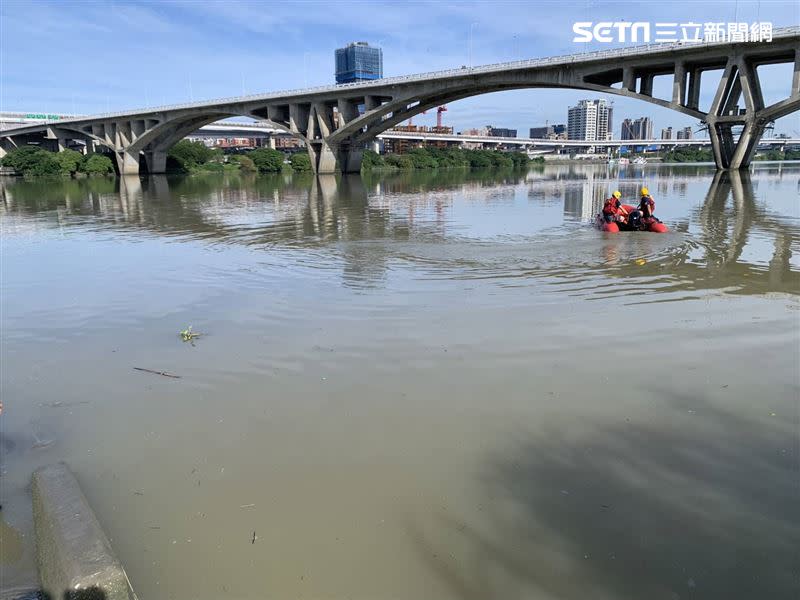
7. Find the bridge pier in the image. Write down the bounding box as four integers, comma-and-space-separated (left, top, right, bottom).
311, 142, 338, 174
707, 118, 767, 171
729, 121, 766, 170
308, 141, 362, 174
340, 147, 363, 173
116, 149, 140, 176
0, 137, 17, 159
144, 151, 167, 174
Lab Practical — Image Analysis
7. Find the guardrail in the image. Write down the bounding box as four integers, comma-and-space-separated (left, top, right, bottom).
30, 26, 799, 128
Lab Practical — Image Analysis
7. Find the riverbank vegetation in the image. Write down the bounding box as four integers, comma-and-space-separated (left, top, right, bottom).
361, 148, 541, 172
167, 141, 312, 175
659, 145, 800, 163
755, 148, 800, 161
1, 146, 114, 177
660, 147, 714, 162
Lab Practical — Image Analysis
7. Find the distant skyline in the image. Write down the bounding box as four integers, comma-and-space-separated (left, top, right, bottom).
1, 1, 798, 135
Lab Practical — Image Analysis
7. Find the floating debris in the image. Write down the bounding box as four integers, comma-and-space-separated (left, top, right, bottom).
134, 367, 181, 379
180, 326, 203, 343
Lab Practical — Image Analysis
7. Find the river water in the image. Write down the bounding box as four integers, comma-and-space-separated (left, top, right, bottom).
1, 164, 798, 600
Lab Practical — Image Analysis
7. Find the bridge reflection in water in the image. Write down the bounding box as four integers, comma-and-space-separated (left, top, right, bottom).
1, 165, 797, 299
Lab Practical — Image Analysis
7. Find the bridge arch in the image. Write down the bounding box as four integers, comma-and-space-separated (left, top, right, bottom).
327, 81, 708, 147
1, 30, 797, 173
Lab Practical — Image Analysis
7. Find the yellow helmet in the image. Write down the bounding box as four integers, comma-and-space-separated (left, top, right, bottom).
612, 190, 622, 199
641, 187, 649, 196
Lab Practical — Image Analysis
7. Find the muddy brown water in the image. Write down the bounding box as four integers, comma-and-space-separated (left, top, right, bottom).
1, 164, 798, 599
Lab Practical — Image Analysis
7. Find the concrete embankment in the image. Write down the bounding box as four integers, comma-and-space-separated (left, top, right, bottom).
32, 463, 136, 600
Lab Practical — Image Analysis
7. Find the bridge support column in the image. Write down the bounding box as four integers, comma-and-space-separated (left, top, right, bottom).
0, 137, 17, 159
707, 119, 765, 170
728, 120, 765, 169
144, 151, 167, 174
307, 141, 363, 174
310, 142, 338, 174
687, 68, 702, 110
672, 62, 686, 105
339, 147, 363, 173
116, 149, 140, 176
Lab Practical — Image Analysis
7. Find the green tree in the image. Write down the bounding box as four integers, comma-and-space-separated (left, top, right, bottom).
662, 147, 713, 162
229, 154, 257, 172
361, 149, 385, 170
168, 140, 213, 171
80, 153, 114, 175
429, 147, 468, 168
54, 149, 83, 175
200, 161, 224, 173
0, 145, 60, 176
290, 152, 312, 172
508, 151, 530, 169
406, 148, 439, 169
385, 154, 414, 169
249, 148, 286, 173
465, 149, 493, 169
489, 151, 514, 168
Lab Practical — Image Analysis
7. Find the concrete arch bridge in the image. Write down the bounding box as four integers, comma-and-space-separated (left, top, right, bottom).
1, 27, 797, 174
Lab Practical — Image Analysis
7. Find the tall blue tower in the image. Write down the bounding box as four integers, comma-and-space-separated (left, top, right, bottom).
335, 42, 383, 84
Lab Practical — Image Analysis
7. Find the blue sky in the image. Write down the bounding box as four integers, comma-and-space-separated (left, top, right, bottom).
1, 0, 799, 136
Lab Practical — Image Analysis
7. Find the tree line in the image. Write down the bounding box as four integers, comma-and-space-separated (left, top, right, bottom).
659, 146, 800, 163
362, 147, 539, 171
167, 140, 311, 174
0, 141, 313, 178
1, 146, 114, 177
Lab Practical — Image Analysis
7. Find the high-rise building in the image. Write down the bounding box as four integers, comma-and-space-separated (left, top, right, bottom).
335, 42, 383, 84
567, 99, 611, 141
530, 124, 566, 139
488, 126, 517, 138
461, 126, 492, 136
621, 119, 634, 140
676, 126, 693, 139
661, 127, 673, 140
621, 117, 653, 140
638, 117, 654, 140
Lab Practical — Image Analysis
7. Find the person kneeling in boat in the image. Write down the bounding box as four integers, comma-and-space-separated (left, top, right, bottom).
602, 190, 628, 225
638, 187, 660, 227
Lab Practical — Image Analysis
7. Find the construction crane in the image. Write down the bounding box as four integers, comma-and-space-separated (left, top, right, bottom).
436, 106, 448, 128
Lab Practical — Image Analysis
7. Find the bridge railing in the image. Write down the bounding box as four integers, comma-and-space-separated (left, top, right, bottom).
21, 26, 800, 127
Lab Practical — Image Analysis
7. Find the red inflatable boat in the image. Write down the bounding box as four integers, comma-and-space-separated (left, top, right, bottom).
596, 204, 668, 233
